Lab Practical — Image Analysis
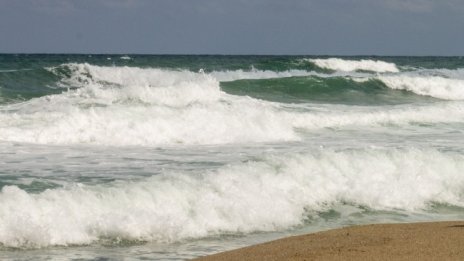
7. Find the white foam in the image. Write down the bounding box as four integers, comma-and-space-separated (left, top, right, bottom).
1, 148, 463, 247
0, 95, 300, 145
1, 64, 298, 145
437, 68, 464, 79
290, 102, 464, 130
400, 68, 464, 80
0, 69, 33, 73
378, 75, 464, 100
210, 69, 316, 82
2, 96, 464, 146
2, 63, 464, 146
210, 68, 374, 82
309, 58, 400, 73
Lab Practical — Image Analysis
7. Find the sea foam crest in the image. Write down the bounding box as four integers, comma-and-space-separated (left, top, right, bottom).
0, 148, 463, 247
378, 75, 464, 100
309, 58, 399, 73
52, 63, 222, 106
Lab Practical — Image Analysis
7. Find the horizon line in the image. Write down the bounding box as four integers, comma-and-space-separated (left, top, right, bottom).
0, 52, 463, 57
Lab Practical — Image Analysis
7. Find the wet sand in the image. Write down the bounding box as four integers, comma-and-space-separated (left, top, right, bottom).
195, 221, 464, 260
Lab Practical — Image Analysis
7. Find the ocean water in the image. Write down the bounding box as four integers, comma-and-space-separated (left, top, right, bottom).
1, 54, 464, 260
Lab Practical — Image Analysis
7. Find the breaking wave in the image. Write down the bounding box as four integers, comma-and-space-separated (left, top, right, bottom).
1, 148, 463, 248
379, 74, 464, 100
308, 58, 400, 73
1, 63, 464, 146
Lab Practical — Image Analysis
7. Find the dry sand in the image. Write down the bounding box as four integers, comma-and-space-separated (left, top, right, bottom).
194, 221, 464, 260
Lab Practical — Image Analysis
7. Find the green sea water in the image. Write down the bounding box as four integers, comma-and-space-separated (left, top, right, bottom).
1, 55, 464, 260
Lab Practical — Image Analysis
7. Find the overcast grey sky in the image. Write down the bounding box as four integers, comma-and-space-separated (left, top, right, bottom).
0, 0, 463, 55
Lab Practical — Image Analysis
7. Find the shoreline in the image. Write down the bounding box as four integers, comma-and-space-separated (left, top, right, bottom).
194, 221, 464, 260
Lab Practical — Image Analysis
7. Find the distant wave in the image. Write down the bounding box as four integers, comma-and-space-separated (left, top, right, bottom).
52, 63, 324, 83
220, 76, 433, 105
379, 75, 464, 100
308, 58, 400, 73
218, 67, 464, 103
0, 69, 34, 73
2, 62, 461, 104
210, 68, 318, 82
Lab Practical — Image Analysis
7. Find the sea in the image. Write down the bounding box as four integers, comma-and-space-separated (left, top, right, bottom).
1, 54, 464, 260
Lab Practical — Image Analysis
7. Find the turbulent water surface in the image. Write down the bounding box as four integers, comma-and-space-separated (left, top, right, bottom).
1, 55, 464, 260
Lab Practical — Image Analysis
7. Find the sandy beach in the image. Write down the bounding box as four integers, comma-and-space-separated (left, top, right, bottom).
195, 221, 464, 260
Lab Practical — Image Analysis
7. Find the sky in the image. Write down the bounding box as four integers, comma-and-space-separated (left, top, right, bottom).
0, 0, 463, 55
